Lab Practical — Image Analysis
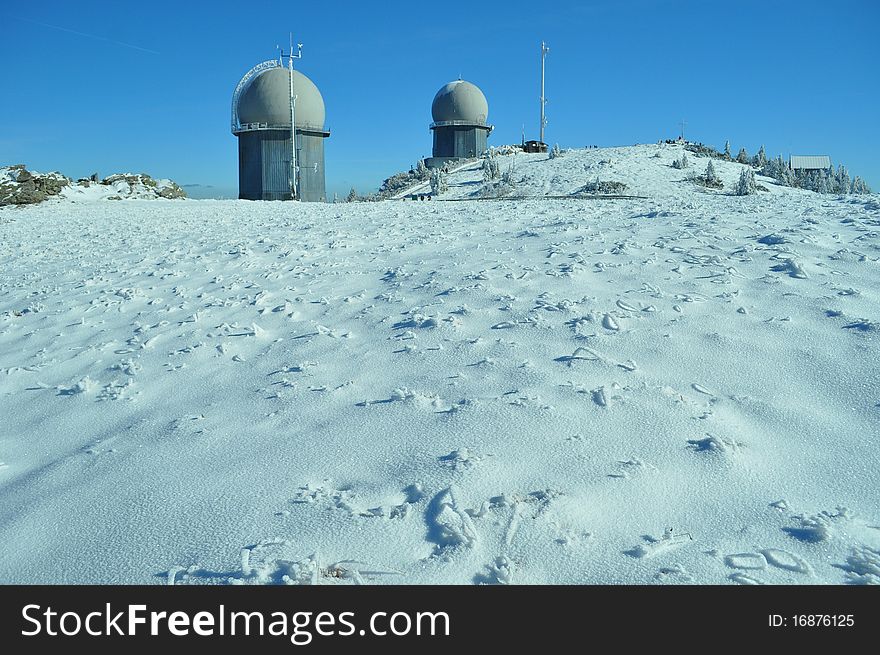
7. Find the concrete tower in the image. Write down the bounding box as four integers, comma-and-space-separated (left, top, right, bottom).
427, 80, 492, 168
232, 61, 329, 201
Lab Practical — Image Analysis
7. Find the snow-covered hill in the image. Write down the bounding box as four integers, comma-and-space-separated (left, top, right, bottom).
1, 145, 878, 585
393, 142, 807, 202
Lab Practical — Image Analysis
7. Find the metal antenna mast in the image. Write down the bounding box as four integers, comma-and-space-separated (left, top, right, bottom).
540, 41, 549, 143
679, 119, 687, 142
280, 35, 303, 199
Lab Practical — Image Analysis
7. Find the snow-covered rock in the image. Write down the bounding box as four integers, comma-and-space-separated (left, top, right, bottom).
0, 165, 186, 206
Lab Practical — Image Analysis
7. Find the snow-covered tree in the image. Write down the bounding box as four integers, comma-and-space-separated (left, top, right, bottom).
736, 147, 750, 164
724, 140, 731, 159
705, 160, 719, 183
346, 187, 358, 202
549, 143, 562, 159
482, 151, 500, 181
416, 159, 429, 180
429, 168, 447, 195
761, 156, 779, 180
672, 151, 689, 169
834, 165, 851, 195
851, 176, 871, 194
753, 145, 767, 168
777, 157, 796, 187
693, 159, 723, 189
734, 167, 757, 195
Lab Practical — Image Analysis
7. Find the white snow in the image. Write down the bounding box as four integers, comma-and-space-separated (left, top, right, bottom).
0, 144, 878, 585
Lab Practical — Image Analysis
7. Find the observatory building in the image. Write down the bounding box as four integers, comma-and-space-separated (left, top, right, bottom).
231, 60, 329, 201
427, 80, 492, 168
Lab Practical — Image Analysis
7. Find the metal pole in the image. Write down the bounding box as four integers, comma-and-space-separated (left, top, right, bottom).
289, 50, 296, 199
284, 36, 302, 200
540, 41, 549, 143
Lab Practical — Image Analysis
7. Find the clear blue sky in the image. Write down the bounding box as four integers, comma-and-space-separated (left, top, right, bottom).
1, 0, 877, 198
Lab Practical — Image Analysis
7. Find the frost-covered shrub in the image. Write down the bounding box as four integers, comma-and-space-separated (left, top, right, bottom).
575, 179, 629, 195
492, 144, 522, 156
478, 180, 515, 198
377, 160, 433, 199
501, 162, 517, 186
685, 143, 725, 160
736, 148, 750, 165
672, 152, 689, 169
734, 167, 757, 195
549, 143, 563, 159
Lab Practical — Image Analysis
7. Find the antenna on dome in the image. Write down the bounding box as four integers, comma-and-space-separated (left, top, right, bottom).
280, 34, 303, 199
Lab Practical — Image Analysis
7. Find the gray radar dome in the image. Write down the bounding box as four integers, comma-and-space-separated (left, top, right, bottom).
431, 80, 489, 124
237, 67, 325, 129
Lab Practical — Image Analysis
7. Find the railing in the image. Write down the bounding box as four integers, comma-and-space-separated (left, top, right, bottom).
232, 121, 329, 135
429, 119, 492, 129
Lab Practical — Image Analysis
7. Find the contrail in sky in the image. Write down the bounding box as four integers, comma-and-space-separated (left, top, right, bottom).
15, 16, 161, 55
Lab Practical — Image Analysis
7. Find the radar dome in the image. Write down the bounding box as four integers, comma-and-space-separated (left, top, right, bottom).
431, 80, 488, 124
237, 67, 325, 129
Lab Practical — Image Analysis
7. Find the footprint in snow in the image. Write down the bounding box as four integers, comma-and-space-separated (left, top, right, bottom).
771, 259, 808, 279
729, 572, 764, 585
473, 556, 514, 585
554, 347, 600, 366
724, 553, 766, 571
439, 447, 486, 471
426, 486, 478, 551
602, 313, 620, 331
653, 563, 693, 583
686, 434, 742, 454
760, 549, 812, 575
608, 456, 654, 479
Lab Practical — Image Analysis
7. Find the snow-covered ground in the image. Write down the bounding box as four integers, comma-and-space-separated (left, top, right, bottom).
1, 144, 878, 585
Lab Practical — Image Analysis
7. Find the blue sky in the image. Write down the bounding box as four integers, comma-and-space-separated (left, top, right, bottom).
1, 0, 877, 197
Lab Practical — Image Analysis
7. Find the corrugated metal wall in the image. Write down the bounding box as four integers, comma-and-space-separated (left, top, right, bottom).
262, 132, 293, 201
297, 133, 326, 202
432, 126, 489, 159
790, 155, 831, 170
433, 129, 454, 158
474, 129, 488, 157
238, 132, 271, 200
237, 130, 326, 201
